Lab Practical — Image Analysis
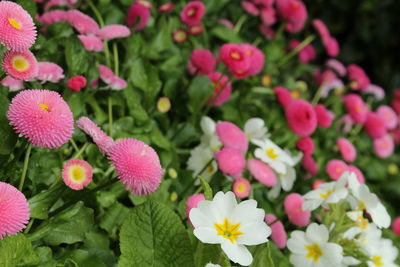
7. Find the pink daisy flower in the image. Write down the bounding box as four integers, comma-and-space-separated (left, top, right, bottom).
274, 87, 293, 107
159, 3, 174, 12
232, 177, 251, 198
0, 1, 37, 51
219, 43, 251, 79
188, 49, 216, 75
108, 138, 163, 195
126, 2, 151, 31
347, 64, 370, 91
363, 84, 385, 101
62, 159, 93, 190
78, 35, 104, 52
326, 159, 348, 181
301, 154, 318, 175
376, 105, 398, 130
97, 24, 131, 40
173, 29, 188, 43
67, 75, 87, 92
247, 159, 277, 187
364, 112, 387, 139
98, 65, 127, 90
325, 37, 339, 57
276, 0, 307, 33
392, 217, 400, 236
312, 179, 325, 190
76, 117, 115, 155
207, 72, 232, 106
314, 104, 334, 128
259, 24, 276, 40
37, 10, 68, 25
260, 6, 277, 26
185, 193, 205, 226
242, 1, 260, 16
343, 94, 369, 124
326, 59, 347, 77
66, 10, 99, 34
289, 40, 316, 64
284, 193, 310, 227
1, 76, 24, 92
8, 90, 74, 148
216, 121, 248, 153
373, 134, 394, 159
188, 25, 204, 35
241, 43, 265, 77
337, 138, 356, 162
0, 182, 30, 239
180, 1, 206, 26
296, 136, 314, 155
285, 99, 317, 137
265, 214, 287, 249
215, 148, 246, 177
1, 50, 38, 81
218, 19, 234, 29
347, 165, 365, 184
36, 62, 65, 83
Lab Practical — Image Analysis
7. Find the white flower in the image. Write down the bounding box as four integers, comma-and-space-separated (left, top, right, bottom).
200, 116, 221, 152
268, 164, 297, 199
365, 239, 399, 267
189, 191, 271, 266
339, 256, 361, 267
287, 223, 343, 267
205, 264, 221, 267
253, 138, 295, 174
302, 174, 348, 211
347, 173, 391, 228
244, 118, 269, 142
187, 145, 217, 183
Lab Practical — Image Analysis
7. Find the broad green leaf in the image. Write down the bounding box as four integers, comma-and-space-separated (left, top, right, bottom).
250, 243, 275, 267
194, 243, 231, 267
0, 234, 39, 267
99, 202, 130, 235
187, 76, 213, 114
29, 182, 65, 219
119, 201, 195, 267
0, 118, 17, 155
64, 38, 89, 75
200, 177, 213, 200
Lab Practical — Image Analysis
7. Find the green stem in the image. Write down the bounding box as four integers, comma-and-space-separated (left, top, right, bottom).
113, 42, 119, 76
73, 142, 88, 159
18, 143, 32, 191
312, 85, 324, 105
70, 139, 80, 155
88, 1, 104, 27
108, 96, 113, 137
182, 158, 215, 195
233, 15, 247, 33
277, 35, 315, 68
24, 219, 35, 234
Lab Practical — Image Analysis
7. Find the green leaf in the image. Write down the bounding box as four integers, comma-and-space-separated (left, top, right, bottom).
0, 234, 39, 267
194, 243, 231, 267
187, 76, 213, 114
64, 38, 88, 75
250, 243, 275, 267
0, 118, 17, 155
119, 201, 195, 267
199, 177, 213, 200
28, 182, 65, 219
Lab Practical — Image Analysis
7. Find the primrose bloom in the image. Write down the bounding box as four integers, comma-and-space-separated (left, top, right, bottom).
2, 50, 38, 81
287, 223, 343, 267
207, 72, 232, 106
285, 99, 317, 137
0, 182, 30, 240
97, 24, 130, 40
0, 1, 37, 51
187, 146, 218, 182
78, 35, 104, 52
216, 121, 248, 153
244, 118, 268, 142
180, 1, 206, 26
36, 62, 65, 83
62, 159, 93, 190
8, 90, 74, 148
1, 76, 24, 92
188, 49, 216, 75
189, 191, 271, 266
233, 178, 251, 198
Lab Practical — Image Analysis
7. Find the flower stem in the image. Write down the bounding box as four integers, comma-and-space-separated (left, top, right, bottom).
24, 219, 35, 234
108, 96, 113, 137
19, 143, 32, 191
277, 35, 315, 68
311, 85, 324, 105
233, 15, 247, 33
87, 1, 104, 27
70, 139, 80, 154
73, 142, 88, 159
113, 42, 119, 76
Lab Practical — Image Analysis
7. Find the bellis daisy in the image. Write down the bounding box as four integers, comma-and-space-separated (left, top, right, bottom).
62, 159, 93, 190
97, 24, 131, 40
78, 35, 104, 52
216, 148, 246, 177
232, 178, 251, 198
265, 214, 287, 249
285, 99, 317, 137
2, 50, 38, 81
36, 62, 65, 83
180, 1, 206, 26
1, 76, 24, 92
189, 191, 271, 266
8, 90, 74, 148
126, 1, 151, 31
66, 10, 99, 35
67, 75, 87, 92
207, 72, 232, 107
216, 121, 248, 153
247, 158, 277, 187
284, 193, 311, 227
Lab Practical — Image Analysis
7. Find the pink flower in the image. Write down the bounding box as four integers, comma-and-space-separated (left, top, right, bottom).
78, 35, 104, 51
188, 49, 216, 75
215, 148, 246, 177
98, 64, 127, 90
44, 0, 77, 11
218, 19, 234, 29
343, 94, 369, 124
265, 214, 287, 249
180, 1, 206, 26
260, 6, 277, 25
8, 90, 74, 148
66, 10, 99, 34
173, 29, 188, 43
97, 24, 131, 40
67, 75, 87, 92
0, 1, 37, 51
276, 0, 307, 33
207, 72, 232, 106
219, 43, 251, 79
376, 105, 398, 130
326, 159, 348, 181
347, 64, 370, 91
364, 112, 387, 139
185, 193, 205, 225
296, 137, 314, 155
36, 62, 65, 83
285, 99, 317, 137
76, 117, 115, 155
348, 165, 365, 184
37, 10, 68, 25
392, 217, 400, 236
301, 154, 318, 175
284, 193, 310, 227
0, 182, 30, 239
363, 84, 385, 101
232, 178, 251, 198
337, 138, 356, 162
274, 87, 293, 107
62, 159, 93, 190
108, 138, 163, 195
188, 25, 204, 35
241, 43, 265, 77
313, 19, 339, 57
159, 3, 174, 12
325, 37, 339, 57
242, 1, 260, 16
339, 115, 354, 134
247, 159, 277, 187
1, 76, 24, 91
374, 134, 394, 158
312, 19, 329, 40
1, 50, 38, 81
312, 179, 325, 190
326, 59, 347, 77
259, 24, 275, 40
289, 40, 316, 64
126, 2, 151, 31
390, 129, 400, 145
216, 121, 248, 153
314, 104, 334, 128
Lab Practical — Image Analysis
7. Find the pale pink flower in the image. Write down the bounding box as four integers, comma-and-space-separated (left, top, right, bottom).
326, 59, 346, 77
66, 10, 99, 34
326, 159, 348, 181
37, 10, 68, 25
216, 121, 248, 153
186, 193, 205, 226
337, 138, 356, 162
374, 134, 394, 158
216, 148, 246, 177
207, 72, 232, 106
62, 159, 93, 190
247, 159, 277, 187
347, 165, 365, 184
363, 84, 385, 101
1, 76, 24, 92
36, 62, 65, 83
284, 193, 310, 227
232, 178, 251, 198
97, 24, 131, 40
218, 19, 234, 29
78, 35, 104, 52
265, 214, 287, 249
376, 105, 398, 130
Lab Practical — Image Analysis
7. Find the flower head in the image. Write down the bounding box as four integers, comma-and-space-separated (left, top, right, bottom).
8, 90, 74, 148
347, 165, 365, 184
0, 182, 30, 239
274, 87, 293, 107
265, 214, 287, 249
0, 1, 37, 51
108, 138, 163, 195
376, 105, 398, 130
289, 40, 316, 64
216, 148, 246, 177
173, 29, 188, 43
67, 75, 87, 92
373, 134, 394, 158
393, 217, 400, 236
285, 99, 317, 137
276, 0, 307, 33
98, 64, 127, 90
301, 154, 318, 175
1, 76, 24, 92
186, 193, 205, 225
347, 64, 370, 91
126, 2, 151, 31
326, 159, 348, 181
189, 191, 271, 266
188, 25, 204, 35
78, 35, 104, 51
296, 137, 314, 155
66, 10, 99, 34
180, 1, 206, 26
207, 72, 232, 106
284, 193, 311, 227
337, 138, 356, 162
62, 159, 93, 190
187, 145, 218, 181
219, 43, 251, 79
157, 97, 171, 113
37, 10, 68, 25
36, 62, 65, 83
314, 104, 334, 128
97, 24, 131, 40
233, 178, 251, 198
343, 94, 368, 124
244, 118, 268, 142
216, 121, 248, 153
188, 49, 216, 75
159, 3, 174, 12
248, 159, 277, 187
2, 50, 38, 81
364, 112, 387, 139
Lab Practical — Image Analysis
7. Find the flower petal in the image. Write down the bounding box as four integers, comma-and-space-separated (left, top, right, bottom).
221, 241, 253, 266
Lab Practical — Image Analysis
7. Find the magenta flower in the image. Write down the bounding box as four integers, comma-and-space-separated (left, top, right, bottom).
337, 138, 356, 163
274, 87, 293, 107
67, 75, 87, 92
0, 182, 30, 239
36, 62, 65, 83
374, 134, 394, 159
2, 50, 38, 81
343, 94, 369, 124
188, 49, 216, 75
296, 137, 314, 155
285, 99, 317, 137
219, 43, 251, 79
97, 24, 131, 40
247, 159, 277, 187
326, 159, 348, 181
314, 104, 334, 128
207, 72, 232, 106
8, 90, 74, 148
289, 40, 316, 64
232, 177, 251, 198
276, 0, 307, 33
188, 25, 204, 35
216, 121, 248, 153
37, 10, 68, 25
159, 3, 174, 12
364, 112, 387, 139
260, 6, 277, 26
126, 2, 151, 31
376, 105, 398, 130
347, 64, 371, 91
78, 35, 104, 52
180, 1, 206, 26
98, 64, 127, 90
301, 154, 318, 175
0, 1, 37, 51
313, 19, 340, 57
62, 159, 93, 190
66, 10, 99, 34
216, 148, 246, 177
392, 217, 400, 236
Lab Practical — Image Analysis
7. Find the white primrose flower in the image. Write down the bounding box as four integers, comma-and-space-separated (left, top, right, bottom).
347, 173, 391, 228
189, 191, 271, 266
205, 264, 221, 267
187, 145, 218, 183
252, 138, 295, 174
244, 118, 269, 142
268, 164, 297, 199
302, 173, 348, 211
287, 223, 343, 267
365, 239, 399, 267
200, 116, 221, 152
338, 256, 361, 267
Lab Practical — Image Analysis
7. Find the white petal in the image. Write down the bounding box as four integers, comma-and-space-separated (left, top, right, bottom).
306, 223, 329, 243
231, 200, 265, 225
212, 191, 237, 222
280, 166, 296, 191
290, 254, 312, 267
193, 227, 221, 244
236, 222, 271, 245
244, 118, 267, 140
190, 206, 214, 228
221, 241, 253, 266
201, 116, 216, 136
368, 203, 391, 228
287, 231, 307, 254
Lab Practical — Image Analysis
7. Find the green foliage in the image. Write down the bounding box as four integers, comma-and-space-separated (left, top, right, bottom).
0, 234, 39, 267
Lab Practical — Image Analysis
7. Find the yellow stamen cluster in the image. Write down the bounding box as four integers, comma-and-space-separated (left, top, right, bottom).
8, 18, 21, 29
214, 218, 243, 243
305, 243, 323, 262
266, 148, 279, 160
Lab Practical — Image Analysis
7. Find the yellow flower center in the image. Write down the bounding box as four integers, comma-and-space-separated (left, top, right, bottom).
291, 90, 301, 99
305, 243, 323, 262
230, 52, 241, 60
8, 18, 22, 29
214, 218, 243, 243
175, 31, 187, 42
236, 183, 245, 193
39, 103, 50, 112
356, 214, 369, 230
319, 189, 333, 199
371, 256, 383, 267
262, 75, 271, 87
187, 8, 196, 16
359, 201, 366, 211
12, 56, 29, 71
70, 166, 85, 183
266, 148, 278, 160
